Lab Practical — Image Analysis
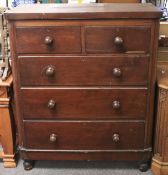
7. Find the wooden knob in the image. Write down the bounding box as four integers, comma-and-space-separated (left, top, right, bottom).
114, 36, 123, 46
113, 68, 122, 77
112, 100, 120, 109
48, 100, 56, 109
45, 66, 55, 77
45, 36, 53, 45
112, 133, 120, 143
50, 134, 57, 143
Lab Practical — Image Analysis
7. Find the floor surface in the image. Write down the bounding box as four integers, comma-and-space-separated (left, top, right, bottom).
0, 159, 154, 175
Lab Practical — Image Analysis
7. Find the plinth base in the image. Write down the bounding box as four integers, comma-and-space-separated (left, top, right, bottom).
151, 158, 168, 175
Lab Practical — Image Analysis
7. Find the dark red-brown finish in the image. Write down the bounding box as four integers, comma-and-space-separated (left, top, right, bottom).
16, 26, 81, 54
85, 26, 151, 53
24, 121, 145, 150
6, 3, 161, 164
21, 88, 147, 119
19, 56, 149, 86
19, 151, 151, 161
5, 3, 162, 20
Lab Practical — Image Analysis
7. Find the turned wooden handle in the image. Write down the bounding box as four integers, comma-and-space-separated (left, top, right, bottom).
112, 100, 120, 109
114, 36, 123, 46
45, 36, 53, 45
48, 99, 56, 110
49, 134, 57, 143
112, 133, 120, 143
45, 66, 55, 77
113, 68, 122, 77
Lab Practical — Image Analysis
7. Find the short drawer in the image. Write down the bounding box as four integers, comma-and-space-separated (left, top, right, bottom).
24, 121, 145, 150
16, 26, 81, 54
19, 56, 149, 86
21, 88, 147, 119
85, 26, 151, 53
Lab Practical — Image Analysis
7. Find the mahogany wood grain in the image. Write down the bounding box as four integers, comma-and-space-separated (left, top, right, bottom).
85, 26, 151, 54
144, 20, 160, 149
24, 121, 145, 150
5, 3, 162, 20
18, 55, 149, 86
14, 20, 153, 28
6, 3, 161, 166
21, 88, 147, 119
20, 151, 151, 161
16, 26, 81, 54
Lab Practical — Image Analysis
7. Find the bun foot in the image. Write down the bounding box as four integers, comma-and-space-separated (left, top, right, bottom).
138, 162, 149, 172
23, 160, 34, 170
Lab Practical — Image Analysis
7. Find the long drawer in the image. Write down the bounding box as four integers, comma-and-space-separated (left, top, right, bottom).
85, 26, 151, 53
21, 88, 147, 119
24, 121, 145, 150
18, 56, 149, 86
15, 26, 82, 54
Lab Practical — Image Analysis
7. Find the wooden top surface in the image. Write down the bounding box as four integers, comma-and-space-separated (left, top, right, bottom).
5, 3, 162, 20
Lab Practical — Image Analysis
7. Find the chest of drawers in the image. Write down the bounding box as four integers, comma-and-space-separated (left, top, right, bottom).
6, 3, 161, 170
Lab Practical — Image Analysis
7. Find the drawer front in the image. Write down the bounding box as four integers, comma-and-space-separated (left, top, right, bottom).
21, 88, 147, 119
19, 56, 149, 86
24, 121, 145, 150
85, 26, 151, 53
16, 26, 81, 54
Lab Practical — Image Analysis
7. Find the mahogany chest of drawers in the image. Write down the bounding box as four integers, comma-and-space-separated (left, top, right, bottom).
6, 3, 161, 170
